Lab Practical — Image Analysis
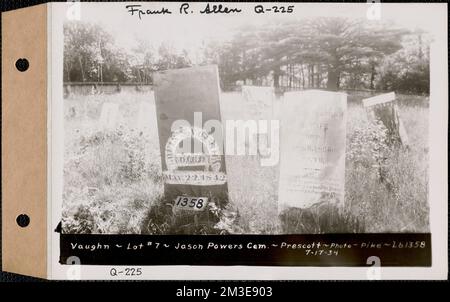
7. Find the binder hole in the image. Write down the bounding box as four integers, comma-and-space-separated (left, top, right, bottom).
15, 58, 29, 72
16, 214, 30, 228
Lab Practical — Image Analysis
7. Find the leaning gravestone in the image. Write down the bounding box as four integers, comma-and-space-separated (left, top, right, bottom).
154, 66, 228, 213
362, 92, 409, 146
278, 90, 347, 210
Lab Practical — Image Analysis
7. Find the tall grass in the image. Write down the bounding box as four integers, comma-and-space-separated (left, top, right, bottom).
62, 91, 429, 234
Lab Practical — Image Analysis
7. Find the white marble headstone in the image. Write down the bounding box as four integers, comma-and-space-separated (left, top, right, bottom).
278, 90, 347, 210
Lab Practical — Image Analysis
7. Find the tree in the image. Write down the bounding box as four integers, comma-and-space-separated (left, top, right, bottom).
132, 39, 156, 83
203, 26, 266, 88
154, 43, 192, 71
297, 18, 406, 90
377, 32, 430, 94
64, 21, 130, 82
208, 18, 407, 91
64, 18, 427, 94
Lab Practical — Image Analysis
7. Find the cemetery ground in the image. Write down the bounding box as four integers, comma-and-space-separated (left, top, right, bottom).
62, 90, 429, 234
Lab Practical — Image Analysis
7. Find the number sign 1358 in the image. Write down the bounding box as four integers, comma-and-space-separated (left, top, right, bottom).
175, 196, 208, 211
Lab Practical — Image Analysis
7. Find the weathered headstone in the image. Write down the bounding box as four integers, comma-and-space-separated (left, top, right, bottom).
278, 90, 347, 210
362, 92, 409, 146
241, 85, 274, 120
136, 101, 154, 130
154, 65, 228, 208
99, 102, 119, 130
241, 86, 275, 158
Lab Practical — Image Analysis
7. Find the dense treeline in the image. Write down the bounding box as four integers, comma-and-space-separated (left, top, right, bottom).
64, 18, 430, 94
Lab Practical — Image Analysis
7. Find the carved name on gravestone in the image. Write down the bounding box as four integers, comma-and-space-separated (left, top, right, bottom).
278, 90, 347, 210
362, 92, 409, 146
154, 65, 228, 208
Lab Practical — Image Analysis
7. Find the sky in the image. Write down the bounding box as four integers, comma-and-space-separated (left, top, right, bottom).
65, 2, 444, 54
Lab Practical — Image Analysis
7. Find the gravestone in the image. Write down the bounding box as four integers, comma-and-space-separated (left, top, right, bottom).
362, 92, 409, 146
99, 102, 119, 130
222, 86, 278, 211
154, 66, 228, 209
278, 90, 347, 210
136, 101, 154, 130
241, 85, 274, 120
241, 86, 275, 158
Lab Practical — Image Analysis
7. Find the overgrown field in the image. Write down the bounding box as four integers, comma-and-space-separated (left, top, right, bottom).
62, 90, 429, 234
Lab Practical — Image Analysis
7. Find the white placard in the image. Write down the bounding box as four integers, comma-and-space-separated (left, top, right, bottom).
362, 92, 395, 107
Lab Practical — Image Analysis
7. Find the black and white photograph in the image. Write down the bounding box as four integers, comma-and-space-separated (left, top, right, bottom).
61, 2, 431, 236
33, 1, 447, 279
1, 0, 448, 283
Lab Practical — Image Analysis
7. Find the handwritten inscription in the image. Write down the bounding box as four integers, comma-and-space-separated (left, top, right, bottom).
69, 240, 427, 254
254, 5, 295, 14
199, 3, 242, 14
126, 5, 172, 19
126, 3, 294, 19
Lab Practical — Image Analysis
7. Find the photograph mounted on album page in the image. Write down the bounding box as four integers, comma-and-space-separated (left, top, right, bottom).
1, 2, 447, 280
